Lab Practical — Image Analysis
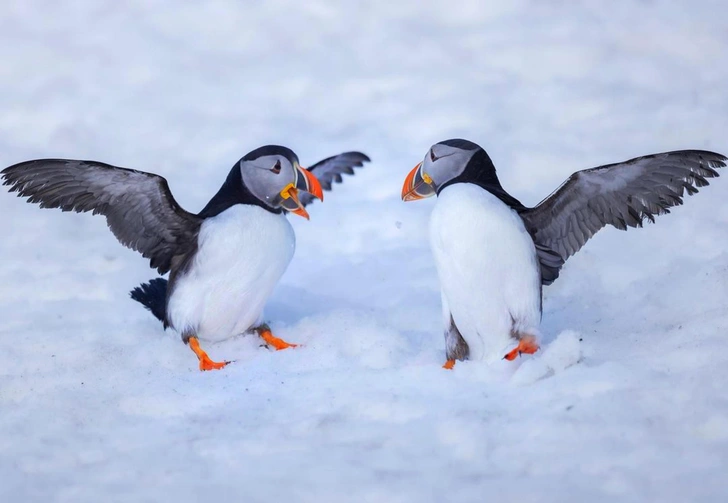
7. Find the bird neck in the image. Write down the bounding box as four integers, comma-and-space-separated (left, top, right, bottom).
197, 163, 282, 219
440, 150, 527, 212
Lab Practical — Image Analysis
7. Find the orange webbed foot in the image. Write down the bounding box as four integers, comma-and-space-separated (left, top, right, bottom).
443, 359, 456, 370
503, 335, 539, 361
257, 327, 298, 351
198, 355, 232, 372
188, 337, 232, 372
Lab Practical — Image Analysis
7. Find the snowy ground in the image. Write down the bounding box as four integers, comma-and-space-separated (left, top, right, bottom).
1, 1, 728, 501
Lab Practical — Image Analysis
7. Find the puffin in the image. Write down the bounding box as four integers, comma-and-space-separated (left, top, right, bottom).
2, 145, 369, 370
401, 139, 726, 369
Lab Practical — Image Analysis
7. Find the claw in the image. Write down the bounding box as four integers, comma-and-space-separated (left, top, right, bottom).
257, 328, 298, 351
443, 359, 456, 370
198, 357, 230, 372
503, 335, 539, 361
188, 337, 231, 371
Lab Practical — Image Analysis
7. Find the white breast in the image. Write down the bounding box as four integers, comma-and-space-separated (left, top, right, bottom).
167, 205, 295, 342
430, 183, 541, 362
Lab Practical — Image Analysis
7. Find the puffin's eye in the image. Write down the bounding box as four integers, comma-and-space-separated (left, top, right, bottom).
270, 160, 282, 174
430, 149, 438, 162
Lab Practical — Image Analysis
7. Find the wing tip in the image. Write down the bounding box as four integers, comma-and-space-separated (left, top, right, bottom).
339, 151, 372, 164
335, 151, 371, 166
354, 152, 372, 163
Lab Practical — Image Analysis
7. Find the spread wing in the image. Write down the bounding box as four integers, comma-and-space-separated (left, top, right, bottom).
520, 150, 726, 284
299, 151, 370, 206
2, 159, 202, 274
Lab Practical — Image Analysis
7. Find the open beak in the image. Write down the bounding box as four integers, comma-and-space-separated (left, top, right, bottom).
295, 165, 323, 202
279, 165, 323, 220
401, 162, 436, 201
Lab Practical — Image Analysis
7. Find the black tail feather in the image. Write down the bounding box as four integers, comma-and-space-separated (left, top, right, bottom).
130, 278, 168, 327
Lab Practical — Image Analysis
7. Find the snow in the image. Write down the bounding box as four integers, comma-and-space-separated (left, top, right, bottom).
1, 1, 727, 501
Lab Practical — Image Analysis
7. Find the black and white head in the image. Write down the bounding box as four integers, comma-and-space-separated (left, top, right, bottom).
240, 145, 323, 219
401, 139, 498, 201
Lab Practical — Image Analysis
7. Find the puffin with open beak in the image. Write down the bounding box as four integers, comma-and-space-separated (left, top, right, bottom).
402, 139, 725, 369
2, 145, 369, 370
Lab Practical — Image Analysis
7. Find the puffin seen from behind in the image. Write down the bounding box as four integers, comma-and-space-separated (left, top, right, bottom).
401, 139, 726, 368
2, 146, 370, 370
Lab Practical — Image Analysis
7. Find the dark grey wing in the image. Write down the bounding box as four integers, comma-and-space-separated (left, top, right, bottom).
299, 151, 371, 206
521, 150, 726, 284
1, 159, 202, 274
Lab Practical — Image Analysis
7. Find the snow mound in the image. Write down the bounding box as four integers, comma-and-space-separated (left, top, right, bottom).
512, 330, 583, 385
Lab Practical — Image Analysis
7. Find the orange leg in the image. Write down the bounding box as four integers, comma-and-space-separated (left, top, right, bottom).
188, 337, 231, 371
503, 335, 540, 361
443, 359, 456, 370
256, 326, 298, 351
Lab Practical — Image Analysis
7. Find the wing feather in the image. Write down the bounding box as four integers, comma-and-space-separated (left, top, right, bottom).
2, 159, 202, 274
521, 150, 726, 283
299, 151, 370, 206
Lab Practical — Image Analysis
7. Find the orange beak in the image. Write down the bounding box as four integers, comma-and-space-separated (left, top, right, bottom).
296, 165, 324, 202
401, 162, 436, 201
281, 185, 310, 220
280, 165, 324, 220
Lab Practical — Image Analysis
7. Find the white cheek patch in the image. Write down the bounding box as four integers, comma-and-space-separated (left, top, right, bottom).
240, 157, 295, 204
423, 147, 477, 187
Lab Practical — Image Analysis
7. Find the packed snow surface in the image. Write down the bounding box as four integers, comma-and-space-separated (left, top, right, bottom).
1, 1, 727, 502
